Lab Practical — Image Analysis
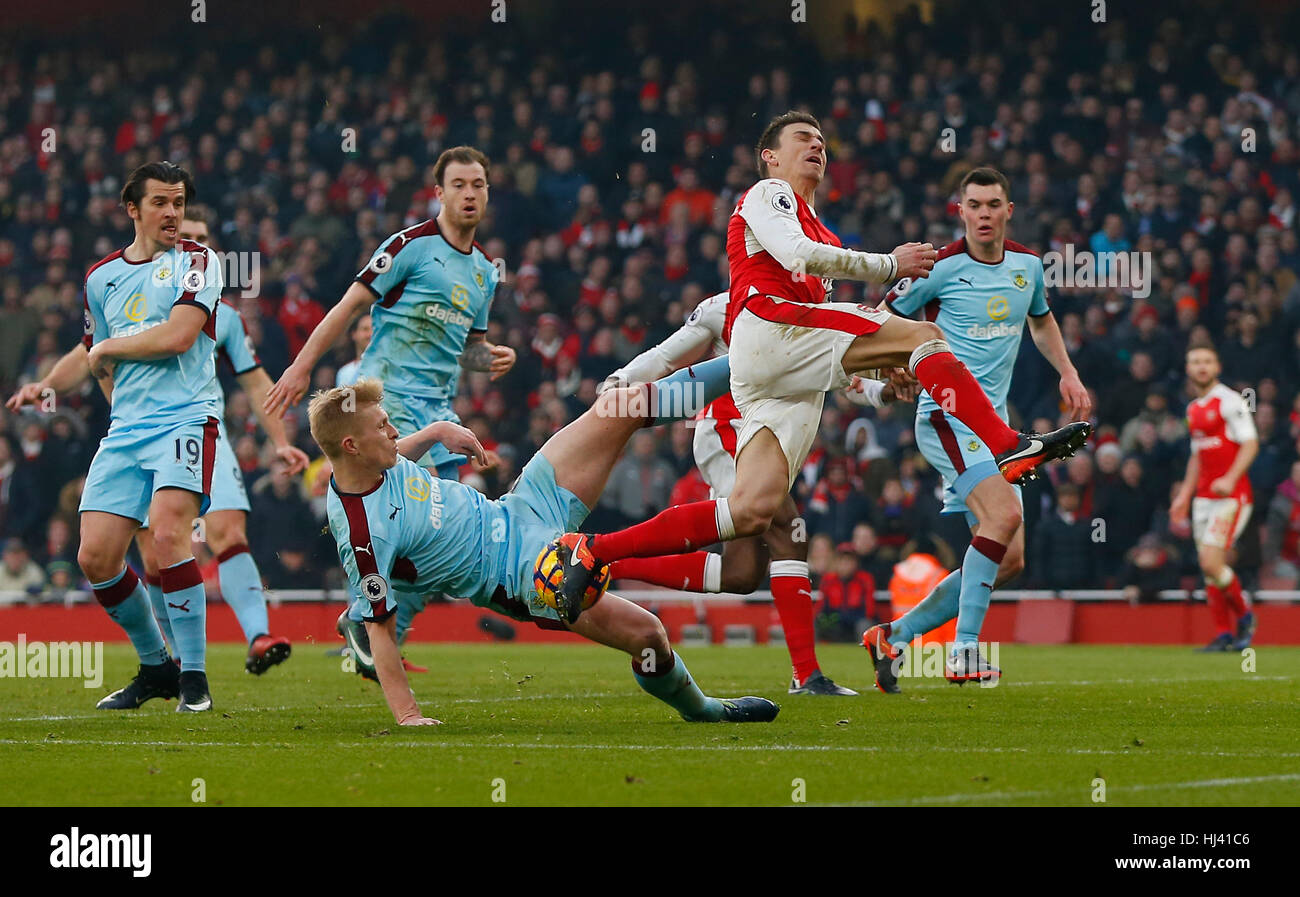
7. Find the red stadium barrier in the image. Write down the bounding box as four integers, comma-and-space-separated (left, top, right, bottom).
2, 599, 1298, 645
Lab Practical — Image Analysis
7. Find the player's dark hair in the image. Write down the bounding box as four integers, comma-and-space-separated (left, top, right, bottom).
959, 167, 1011, 198
1186, 340, 1218, 358
756, 111, 822, 179
433, 146, 490, 187
120, 161, 196, 210
182, 204, 210, 225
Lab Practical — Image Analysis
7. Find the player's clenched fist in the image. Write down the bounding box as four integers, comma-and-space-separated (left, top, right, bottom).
891, 242, 937, 280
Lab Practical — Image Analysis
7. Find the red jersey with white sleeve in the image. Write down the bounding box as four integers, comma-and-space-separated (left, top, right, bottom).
1187, 382, 1256, 502
601, 291, 889, 464
724, 178, 897, 342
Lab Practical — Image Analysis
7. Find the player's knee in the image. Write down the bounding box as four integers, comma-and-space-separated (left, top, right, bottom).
630, 614, 670, 659
913, 320, 944, 346
593, 385, 646, 427
148, 517, 192, 561
997, 504, 1024, 537
77, 545, 117, 584
730, 503, 774, 538
205, 518, 244, 555
721, 560, 764, 595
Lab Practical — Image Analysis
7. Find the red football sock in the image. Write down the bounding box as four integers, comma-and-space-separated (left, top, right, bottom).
914, 352, 1018, 453
1205, 584, 1233, 635
593, 500, 725, 561
612, 553, 712, 591
1224, 574, 1249, 617
771, 562, 819, 684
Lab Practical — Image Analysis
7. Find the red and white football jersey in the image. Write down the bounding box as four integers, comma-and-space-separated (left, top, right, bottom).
1187, 382, 1257, 501
725, 178, 842, 342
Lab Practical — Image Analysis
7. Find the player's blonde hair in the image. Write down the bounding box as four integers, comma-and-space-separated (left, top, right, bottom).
308, 378, 384, 459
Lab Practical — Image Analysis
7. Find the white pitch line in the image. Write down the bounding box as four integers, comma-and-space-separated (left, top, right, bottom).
0, 693, 628, 723
5, 738, 1300, 765
896, 674, 1295, 689
823, 772, 1300, 807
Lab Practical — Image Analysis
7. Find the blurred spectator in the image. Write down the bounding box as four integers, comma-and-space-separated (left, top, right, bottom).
1264, 460, 1300, 582
815, 543, 878, 642
0, 538, 45, 597
599, 430, 676, 529
807, 458, 870, 545
1031, 484, 1094, 590
247, 460, 321, 587
1121, 534, 1182, 603
335, 314, 373, 387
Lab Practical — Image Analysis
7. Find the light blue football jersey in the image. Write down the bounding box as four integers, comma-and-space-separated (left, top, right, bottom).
885, 238, 1049, 417
327, 456, 508, 620
82, 240, 224, 434
213, 298, 261, 416
353, 219, 500, 401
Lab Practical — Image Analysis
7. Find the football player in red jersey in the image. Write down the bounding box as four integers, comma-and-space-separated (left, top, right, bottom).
1171, 344, 1259, 651
551, 111, 1088, 623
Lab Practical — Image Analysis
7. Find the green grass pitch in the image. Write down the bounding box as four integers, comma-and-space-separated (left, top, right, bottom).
2, 643, 1298, 806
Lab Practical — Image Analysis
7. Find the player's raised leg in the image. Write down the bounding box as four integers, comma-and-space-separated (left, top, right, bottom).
839, 315, 1089, 483
568, 592, 778, 722
80, 511, 178, 709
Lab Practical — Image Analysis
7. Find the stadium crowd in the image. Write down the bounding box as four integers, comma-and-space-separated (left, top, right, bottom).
2, 4, 1299, 618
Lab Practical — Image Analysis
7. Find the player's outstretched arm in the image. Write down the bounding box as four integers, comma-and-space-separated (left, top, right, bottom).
1027, 312, 1091, 421
740, 181, 935, 282
237, 367, 310, 474
366, 615, 440, 726
87, 304, 208, 377
459, 331, 516, 381
265, 281, 374, 417
5, 344, 92, 411
397, 420, 487, 466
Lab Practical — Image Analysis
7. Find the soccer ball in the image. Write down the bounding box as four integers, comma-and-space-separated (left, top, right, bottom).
533, 540, 609, 614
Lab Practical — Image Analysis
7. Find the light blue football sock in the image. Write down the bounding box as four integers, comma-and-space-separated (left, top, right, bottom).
888, 571, 962, 648
954, 539, 1004, 651
94, 568, 169, 666
651, 355, 731, 425
632, 651, 723, 721
145, 578, 176, 658
160, 559, 207, 673
217, 548, 268, 644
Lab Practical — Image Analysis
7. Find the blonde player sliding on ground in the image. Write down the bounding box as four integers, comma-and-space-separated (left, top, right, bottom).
309, 370, 779, 725
599, 290, 916, 695
553, 111, 1090, 623
1171, 344, 1259, 652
